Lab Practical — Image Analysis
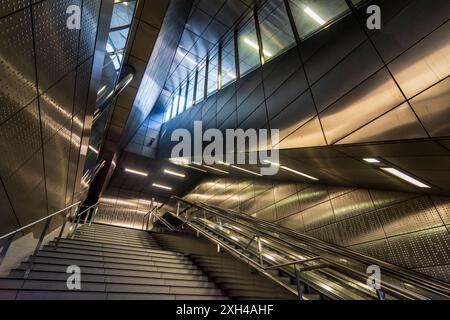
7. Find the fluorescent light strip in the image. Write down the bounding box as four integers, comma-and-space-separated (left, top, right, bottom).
217, 161, 231, 166
264, 160, 318, 181
164, 169, 185, 178
304, 7, 326, 25
363, 158, 380, 163
231, 165, 262, 177
281, 166, 318, 181
125, 168, 148, 177
203, 165, 229, 174
381, 167, 431, 189
186, 165, 207, 173
97, 85, 107, 95
152, 183, 172, 190
243, 38, 273, 58
89, 145, 99, 154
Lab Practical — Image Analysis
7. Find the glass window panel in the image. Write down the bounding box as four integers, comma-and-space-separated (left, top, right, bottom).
171, 93, 179, 118
178, 83, 187, 114
221, 35, 236, 87
110, 1, 136, 29
258, 0, 296, 62
288, 0, 349, 40
196, 65, 206, 103
164, 96, 173, 122
186, 73, 196, 109
238, 17, 261, 77
207, 47, 219, 96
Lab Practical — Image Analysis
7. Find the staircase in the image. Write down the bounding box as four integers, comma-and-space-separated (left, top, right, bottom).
153, 231, 297, 300
0, 223, 227, 300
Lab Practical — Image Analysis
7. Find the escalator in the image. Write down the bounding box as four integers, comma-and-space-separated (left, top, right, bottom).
149, 196, 450, 300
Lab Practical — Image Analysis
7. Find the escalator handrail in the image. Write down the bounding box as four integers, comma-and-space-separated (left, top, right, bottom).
195, 200, 450, 294
168, 196, 450, 298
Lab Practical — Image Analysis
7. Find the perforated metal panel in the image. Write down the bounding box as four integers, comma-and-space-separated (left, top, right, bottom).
0, 0, 29, 18
387, 227, 450, 268
369, 189, 417, 209
301, 200, 334, 231
78, 0, 101, 62
275, 193, 300, 220
348, 239, 397, 265
414, 265, 450, 283
431, 196, 450, 225
377, 196, 444, 237
297, 184, 329, 211
331, 189, 375, 221
5, 150, 47, 225
39, 71, 76, 142
0, 8, 37, 124
335, 211, 385, 246
32, 0, 81, 92
0, 100, 42, 180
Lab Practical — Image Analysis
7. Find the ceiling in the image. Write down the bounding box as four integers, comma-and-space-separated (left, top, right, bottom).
151, 138, 450, 197
162, 0, 258, 99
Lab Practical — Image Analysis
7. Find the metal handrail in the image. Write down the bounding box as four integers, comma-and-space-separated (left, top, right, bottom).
199, 201, 450, 295
153, 196, 450, 300
0, 201, 97, 278
0, 202, 81, 241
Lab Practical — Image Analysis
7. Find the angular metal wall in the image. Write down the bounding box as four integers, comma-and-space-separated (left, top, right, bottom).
95, 187, 165, 230
185, 177, 450, 282
0, 0, 102, 236
160, 0, 450, 150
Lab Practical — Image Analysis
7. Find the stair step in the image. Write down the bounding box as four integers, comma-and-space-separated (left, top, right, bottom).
26, 256, 199, 273
0, 278, 223, 296
42, 246, 190, 263
16, 262, 205, 277
8, 270, 217, 288
73, 234, 157, 245
32, 252, 197, 269
74, 230, 155, 242
53, 239, 183, 256
72, 236, 159, 248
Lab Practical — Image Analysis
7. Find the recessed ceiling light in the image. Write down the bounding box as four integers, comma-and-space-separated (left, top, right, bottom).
231, 165, 262, 177
381, 167, 431, 189
203, 165, 229, 174
304, 7, 326, 25
125, 168, 148, 176
89, 145, 99, 154
164, 169, 185, 178
363, 158, 381, 163
152, 183, 172, 190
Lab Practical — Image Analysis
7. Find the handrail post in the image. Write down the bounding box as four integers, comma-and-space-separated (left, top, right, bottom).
0, 235, 15, 266
176, 201, 180, 217
257, 236, 263, 267
71, 213, 82, 239
54, 210, 71, 251
24, 216, 52, 279
295, 264, 304, 300
83, 207, 91, 225
90, 206, 99, 225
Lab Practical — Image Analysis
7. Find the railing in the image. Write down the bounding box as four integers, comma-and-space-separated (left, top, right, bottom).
148, 196, 450, 300
0, 201, 99, 278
